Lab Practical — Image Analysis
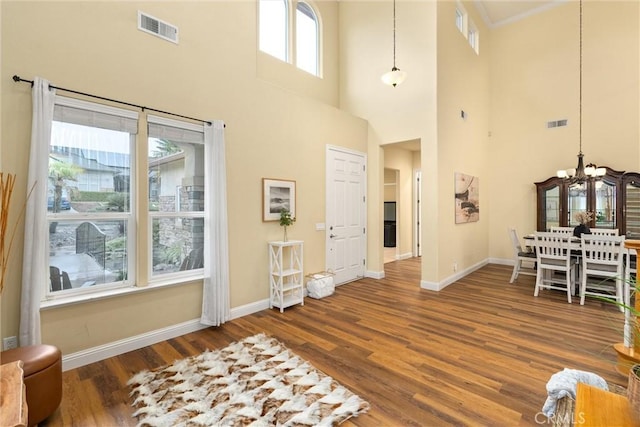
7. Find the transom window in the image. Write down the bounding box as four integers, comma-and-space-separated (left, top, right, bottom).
455, 2, 480, 55
259, 0, 321, 77
259, 0, 288, 61
295, 2, 319, 75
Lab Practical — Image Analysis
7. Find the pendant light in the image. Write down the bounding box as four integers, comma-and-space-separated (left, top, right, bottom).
556, 0, 606, 183
381, 0, 407, 87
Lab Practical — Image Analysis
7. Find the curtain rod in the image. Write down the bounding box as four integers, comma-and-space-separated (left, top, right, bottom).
12, 75, 216, 127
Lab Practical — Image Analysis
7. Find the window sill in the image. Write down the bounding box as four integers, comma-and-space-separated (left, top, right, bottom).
40, 275, 204, 310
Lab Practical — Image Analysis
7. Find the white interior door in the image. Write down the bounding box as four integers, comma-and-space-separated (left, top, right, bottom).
326, 146, 366, 285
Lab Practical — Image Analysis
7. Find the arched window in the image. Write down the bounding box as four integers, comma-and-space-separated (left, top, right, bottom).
259, 0, 288, 62
258, 0, 321, 77
295, 2, 319, 75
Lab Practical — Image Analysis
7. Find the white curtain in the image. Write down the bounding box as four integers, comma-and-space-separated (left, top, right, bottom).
20, 78, 56, 346
201, 120, 230, 326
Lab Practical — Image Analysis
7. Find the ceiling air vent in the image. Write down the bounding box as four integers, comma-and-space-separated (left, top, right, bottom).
547, 119, 568, 129
138, 11, 179, 44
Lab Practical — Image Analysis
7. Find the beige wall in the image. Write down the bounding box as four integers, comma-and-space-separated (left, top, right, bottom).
487, 1, 640, 261
434, 0, 491, 278
1, 1, 368, 354
340, 1, 439, 280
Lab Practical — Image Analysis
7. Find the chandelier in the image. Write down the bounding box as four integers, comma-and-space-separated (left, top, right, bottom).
381, 0, 406, 87
556, 0, 605, 183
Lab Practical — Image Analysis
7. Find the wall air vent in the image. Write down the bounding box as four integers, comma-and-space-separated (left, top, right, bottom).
547, 119, 568, 129
138, 11, 179, 44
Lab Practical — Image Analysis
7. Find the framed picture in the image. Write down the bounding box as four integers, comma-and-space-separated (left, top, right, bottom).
454, 172, 479, 224
262, 178, 296, 222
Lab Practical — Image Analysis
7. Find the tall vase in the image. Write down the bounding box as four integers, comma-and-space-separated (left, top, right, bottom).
283, 226, 288, 242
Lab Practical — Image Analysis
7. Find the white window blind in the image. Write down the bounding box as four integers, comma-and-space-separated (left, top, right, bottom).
53, 96, 138, 134
148, 115, 204, 144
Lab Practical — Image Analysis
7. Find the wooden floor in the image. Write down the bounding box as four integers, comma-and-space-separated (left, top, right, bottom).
42, 260, 627, 426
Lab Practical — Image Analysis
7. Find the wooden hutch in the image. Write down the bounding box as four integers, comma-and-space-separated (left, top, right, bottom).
535, 167, 640, 235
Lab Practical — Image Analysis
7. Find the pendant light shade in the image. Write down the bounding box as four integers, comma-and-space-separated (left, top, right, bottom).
381, 67, 407, 87
381, 0, 406, 87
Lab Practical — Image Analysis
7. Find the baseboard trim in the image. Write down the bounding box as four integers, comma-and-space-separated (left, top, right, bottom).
420, 259, 489, 291
365, 270, 385, 279
61, 299, 270, 371
489, 257, 513, 266
399, 252, 413, 260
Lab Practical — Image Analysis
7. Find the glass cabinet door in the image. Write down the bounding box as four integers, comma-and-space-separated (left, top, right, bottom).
544, 186, 561, 230
624, 175, 640, 238
536, 177, 564, 231
568, 183, 588, 227
594, 180, 616, 229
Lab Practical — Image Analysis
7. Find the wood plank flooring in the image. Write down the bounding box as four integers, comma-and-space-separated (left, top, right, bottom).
41, 260, 627, 426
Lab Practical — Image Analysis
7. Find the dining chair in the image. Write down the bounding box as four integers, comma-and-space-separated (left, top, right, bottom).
534, 232, 577, 303
579, 234, 625, 310
590, 228, 619, 236
549, 226, 574, 235
508, 227, 536, 283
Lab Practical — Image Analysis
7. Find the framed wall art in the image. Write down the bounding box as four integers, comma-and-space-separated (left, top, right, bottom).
262, 178, 296, 221
454, 172, 479, 223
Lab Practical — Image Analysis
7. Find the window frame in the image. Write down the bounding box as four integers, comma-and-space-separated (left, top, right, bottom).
147, 115, 206, 284
45, 96, 138, 300
468, 19, 480, 54
259, 0, 289, 62
295, 1, 320, 76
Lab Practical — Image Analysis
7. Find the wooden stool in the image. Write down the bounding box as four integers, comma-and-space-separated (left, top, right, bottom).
1, 344, 62, 427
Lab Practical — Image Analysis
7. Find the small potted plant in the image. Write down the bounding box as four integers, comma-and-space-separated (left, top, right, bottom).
279, 208, 295, 242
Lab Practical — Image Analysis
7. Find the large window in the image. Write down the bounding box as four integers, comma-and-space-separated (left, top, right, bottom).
259, 0, 321, 77
47, 97, 136, 295
46, 98, 208, 297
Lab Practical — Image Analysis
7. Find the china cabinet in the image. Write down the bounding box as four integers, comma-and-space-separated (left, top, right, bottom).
535, 168, 640, 237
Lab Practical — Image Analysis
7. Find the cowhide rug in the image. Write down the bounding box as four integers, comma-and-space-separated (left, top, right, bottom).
128, 333, 370, 426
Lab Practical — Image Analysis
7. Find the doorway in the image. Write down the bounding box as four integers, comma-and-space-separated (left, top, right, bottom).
382, 140, 421, 271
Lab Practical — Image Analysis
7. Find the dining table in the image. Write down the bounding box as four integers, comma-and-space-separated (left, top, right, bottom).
523, 233, 634, 298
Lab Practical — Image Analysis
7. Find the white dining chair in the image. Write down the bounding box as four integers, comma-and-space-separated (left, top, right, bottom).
579, 234, 625, 310
508, 227, 536, 283
590, 228, 619, 236
534, 232, 577, 303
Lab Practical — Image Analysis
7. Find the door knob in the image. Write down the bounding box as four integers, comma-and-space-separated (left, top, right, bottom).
329, 234, 337, 238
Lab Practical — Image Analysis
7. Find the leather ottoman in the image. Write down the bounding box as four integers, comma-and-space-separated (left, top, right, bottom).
1, 344, 62, 427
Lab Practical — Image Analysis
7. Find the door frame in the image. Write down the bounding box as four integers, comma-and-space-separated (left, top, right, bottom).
325, 145, 367, 284
414, 168, 422, 257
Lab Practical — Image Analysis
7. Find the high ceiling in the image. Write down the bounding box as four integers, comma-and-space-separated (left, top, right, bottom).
474, 0, 564, 28
385, 1, 565, 152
